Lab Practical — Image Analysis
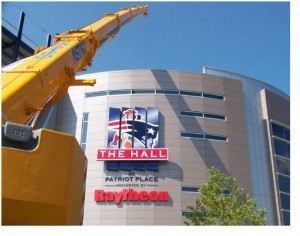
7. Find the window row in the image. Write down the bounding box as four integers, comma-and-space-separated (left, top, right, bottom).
271, 121, 290, 226
106, 161, 158, 171
181, 132, 228, 142
180, 111, 226, 121
181, 186, 230, 195
86, 89, 225, 101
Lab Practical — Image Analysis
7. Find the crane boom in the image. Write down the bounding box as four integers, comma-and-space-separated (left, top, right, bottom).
2, 5, 148, 126
2, 5, 148, 225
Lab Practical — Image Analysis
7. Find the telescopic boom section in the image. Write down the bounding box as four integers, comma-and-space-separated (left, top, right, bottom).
1, 5, 148, 125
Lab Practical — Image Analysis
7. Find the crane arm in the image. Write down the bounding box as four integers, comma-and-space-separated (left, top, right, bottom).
2, 5, 148, 125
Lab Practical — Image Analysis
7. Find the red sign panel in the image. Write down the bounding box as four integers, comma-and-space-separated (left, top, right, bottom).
97, 148, 168, 161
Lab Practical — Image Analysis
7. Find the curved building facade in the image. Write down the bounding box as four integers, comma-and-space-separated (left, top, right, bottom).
54, 68, 290, 225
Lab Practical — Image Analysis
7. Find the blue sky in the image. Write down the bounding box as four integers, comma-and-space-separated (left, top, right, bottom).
2, 1, 290, 95
1, 2, 298, 235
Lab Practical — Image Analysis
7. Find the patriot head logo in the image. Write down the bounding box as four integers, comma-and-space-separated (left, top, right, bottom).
108, 107, 159, 149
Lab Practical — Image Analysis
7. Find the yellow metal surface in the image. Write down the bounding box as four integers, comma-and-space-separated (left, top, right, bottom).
2, 129, 86, 225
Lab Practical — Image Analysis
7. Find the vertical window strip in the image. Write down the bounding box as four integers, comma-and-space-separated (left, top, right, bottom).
80, 112, 89, 153
271, 121, 290, 225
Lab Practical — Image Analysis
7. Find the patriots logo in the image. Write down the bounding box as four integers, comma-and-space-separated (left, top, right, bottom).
108, 108, 159, 149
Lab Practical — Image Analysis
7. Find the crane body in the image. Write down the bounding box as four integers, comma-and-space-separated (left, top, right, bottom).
2, 5, 148, 225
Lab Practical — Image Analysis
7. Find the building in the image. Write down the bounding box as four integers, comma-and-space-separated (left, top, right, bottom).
2, 9, 51, 66
51, 67, 289, 225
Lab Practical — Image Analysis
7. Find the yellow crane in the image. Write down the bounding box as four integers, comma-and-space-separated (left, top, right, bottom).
2, 5, 148, 225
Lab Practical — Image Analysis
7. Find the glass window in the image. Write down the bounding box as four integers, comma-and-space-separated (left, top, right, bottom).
132, 89, 155, 94
272, 123, 290, 141
80, 112, 89, 153
203, 93, 224, 100
156, 90, 179, 95
282, 210, 290, 225
180, 111, 204, 118
180, 90, 203, 97
83, 113, 89, 122
274, 139, 290, 159
278, 175, 290, 193
182, 211, 193, 216
204, 113, 226, 120
181, 132, 204, 139
132, 161, 145, 170
81, 122, 88, 142
280, 193, 290, 210
81, 143, 86, 153
106, 161, 119, 171
109, 90, 131, 95
285, 129, 290, 141
182, 187, 200, 192
85, 91, 107, 98
276, 158, 290, 176
119, 161, 132, 171
205, 134, 227, 142
146, 161, 159, 171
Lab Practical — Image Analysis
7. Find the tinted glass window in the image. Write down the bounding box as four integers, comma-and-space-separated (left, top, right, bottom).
272, 123, 290, 141
109, 90, 131, 95
278, 175, 290, 193
81, 122, 88, 142
182, 211, 193, 216
276, 158, 290, 176
285, 129, 290, 141
280, 193, 290, 210
180, 111, 204, 117
146, 161, 159, 171
132, 161, 145, 170
81, 143, 86, 153
156, 90, 179, 95
282, 210, 290, 225
181, 132, 204, 139
119, 161, 132, 171
205, 134, 227, 141
80, 113, 89, 153
106, 161, 119, 171
203, 93, 224, 100
132, 90, 155, 94
180, 90, 203, 97
83, 113, 89, 122
85, 91, 107, 98
204, 113, 226, 120
182, 187, 199, 192
274, 139, 290, 159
